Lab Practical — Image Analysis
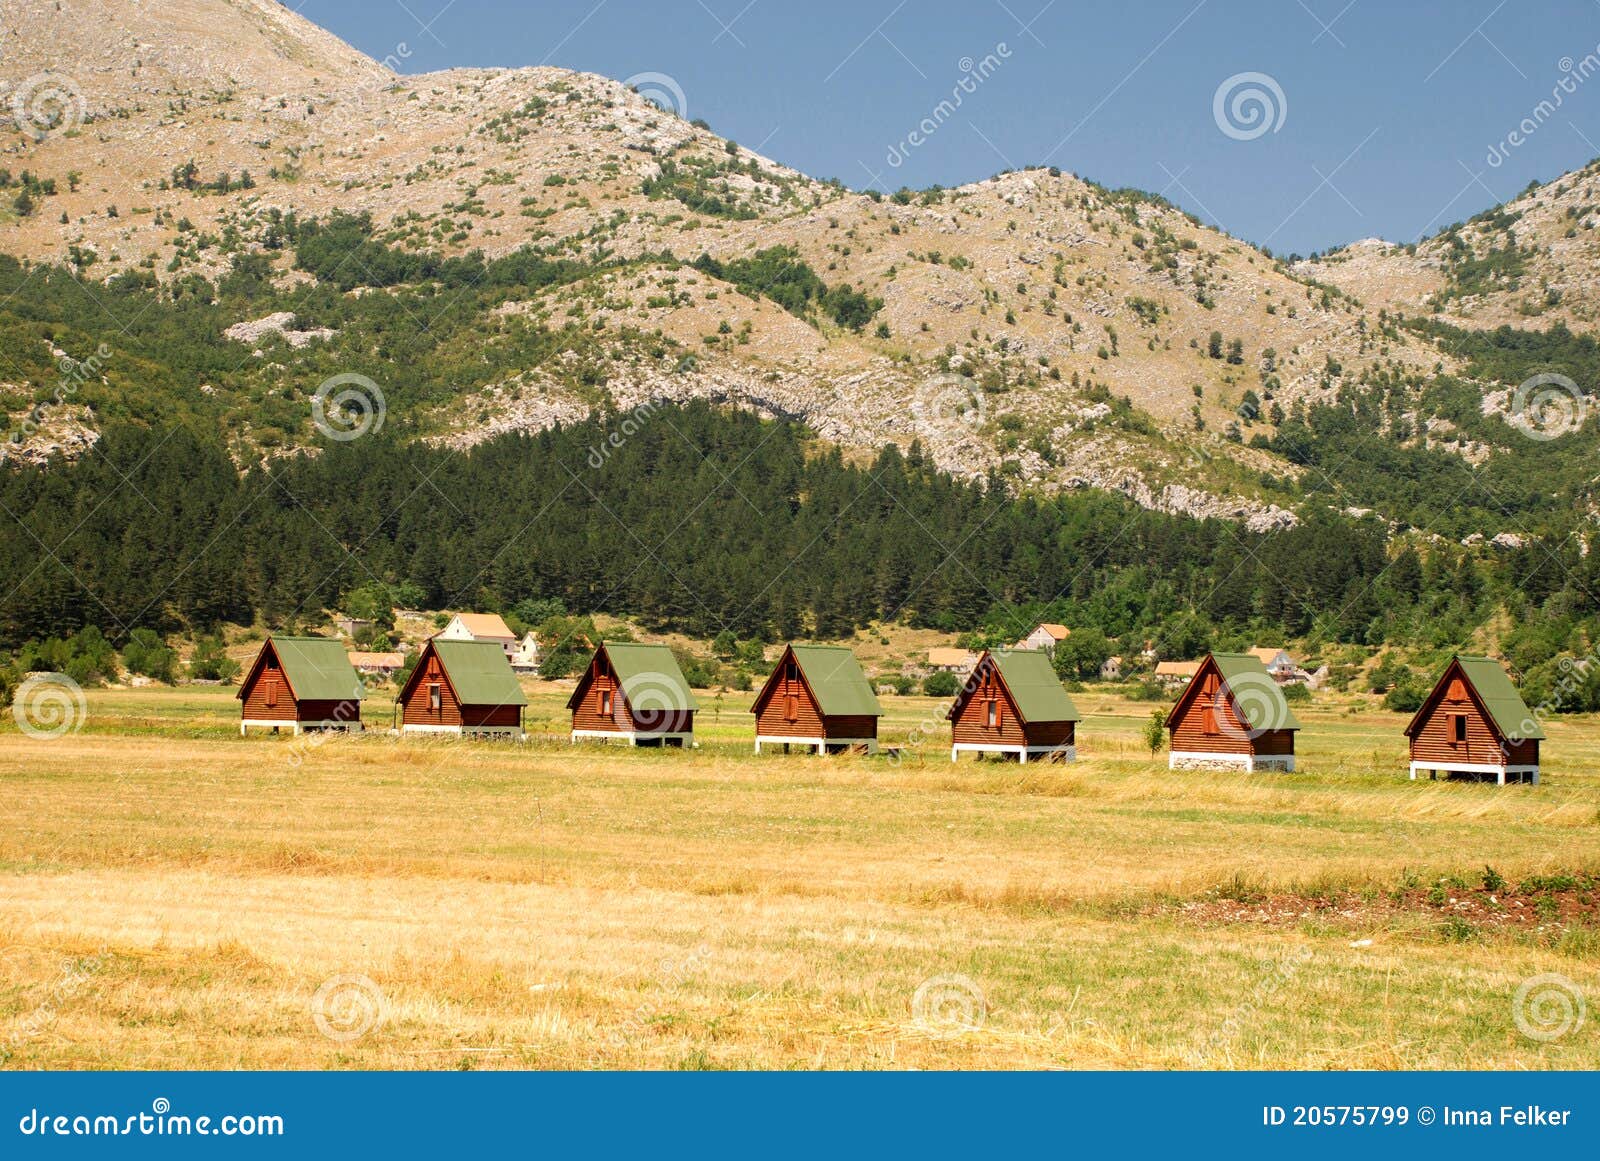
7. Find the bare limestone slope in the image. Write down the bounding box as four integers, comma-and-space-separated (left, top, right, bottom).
3, 0, 1578, 528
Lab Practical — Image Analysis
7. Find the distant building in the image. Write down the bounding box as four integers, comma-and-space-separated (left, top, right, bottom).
438, 613, 517, 658
752, 644, 883, 755
333, 616, 373, 639
947, 649, 1080, 763
1246, 646, 1307, 684
1165, 652, 1299, 772
396, 637, 527, 739
1014, 623, 1070, 653
1099, 655, 1123, 681
927, 647, 978, 674
510, 632, 541, 673
238, 636, 363, 736
1405, 656, 1542, 785
1154, 660, 1202, 686
568, 641, 697, 748
349, 651, 404, 678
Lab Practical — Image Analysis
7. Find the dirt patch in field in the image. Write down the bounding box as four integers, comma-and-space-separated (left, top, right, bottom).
1177, 874, 1599, 934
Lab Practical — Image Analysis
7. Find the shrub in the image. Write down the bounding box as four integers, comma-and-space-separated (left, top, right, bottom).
923, 671, 959, 698
121, 628, 176, 683
1383, 680, 1426, 713
188, 636, 240, 683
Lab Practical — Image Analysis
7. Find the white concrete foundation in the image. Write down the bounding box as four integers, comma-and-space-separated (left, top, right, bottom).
755, 735, 878, 755
1409, 760, 1538, 785
1169, 750, 1295, 773
241, 719, 362, 736
572, 729, 692, 748
399, 724, 526, 740
950, 743, 1076, 763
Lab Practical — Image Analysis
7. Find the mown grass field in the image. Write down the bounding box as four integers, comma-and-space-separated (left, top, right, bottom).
1, 681, 1596, 1070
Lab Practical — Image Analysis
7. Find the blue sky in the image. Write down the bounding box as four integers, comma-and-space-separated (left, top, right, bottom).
297, 0, 1600, 255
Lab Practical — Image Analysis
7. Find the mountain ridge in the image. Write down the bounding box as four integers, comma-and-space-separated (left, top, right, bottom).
2, 0, 1596, 537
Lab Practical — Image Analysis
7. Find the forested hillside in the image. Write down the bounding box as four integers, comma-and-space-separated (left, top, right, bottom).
4, 402, 1599, 706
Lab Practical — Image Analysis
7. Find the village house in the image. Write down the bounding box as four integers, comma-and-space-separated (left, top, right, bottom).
1013, 622, 1070, 654
1099, 655, 1123, 681
947, 649, 1080, 763
1404, 656, 1543, 784
568, 642, 698, 747
1154, 660, 1202, 687
348, 650, 405, 679
1246, 646, 1308, 684
751, 644, 883, 755
510, 631, 542, 674
438, 612, 518, 659
926, 647, 978, 674
238, 636, 364, 735
395, 637, 528, 739
1165, 652, 1300, 772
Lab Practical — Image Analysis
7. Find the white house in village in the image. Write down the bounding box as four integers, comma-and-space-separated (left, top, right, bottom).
1246, 646, 1308, 684
438, 612, 518, 659
1013, 623, 1070, 654
510, 632, 541, 673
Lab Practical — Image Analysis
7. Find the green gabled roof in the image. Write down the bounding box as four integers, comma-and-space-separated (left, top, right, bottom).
990, 649, 1080, 723
1451, 655, 1544, 741
789, 645, 882, 717
600, 641, 699, 712
1209, 652, 1301, 731
430, 639, 528, 707
254, 636, 364, 702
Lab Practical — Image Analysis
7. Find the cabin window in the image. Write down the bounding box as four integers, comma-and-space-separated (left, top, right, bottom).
985, 700, 998, 728
264, 679, 277, 708
600, 689, 613, 716
784, 694, 798, 722
785, 660, 798, 683
428, 683, 442, 712
1451, 714, 1467, 744
1201, 706, 1217, 735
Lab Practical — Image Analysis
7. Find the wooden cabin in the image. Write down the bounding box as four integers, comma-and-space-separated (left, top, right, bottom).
1164, 652, 1300, 772
751, 644, 883, 755
238, 636, 363, 735
947, 649, 1080, 763
568, 641, 698, 747
395, 637, 528, 739
1404, 655, 1542, 784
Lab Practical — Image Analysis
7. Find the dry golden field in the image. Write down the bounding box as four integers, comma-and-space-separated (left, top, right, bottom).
1, 682, 1596, 1070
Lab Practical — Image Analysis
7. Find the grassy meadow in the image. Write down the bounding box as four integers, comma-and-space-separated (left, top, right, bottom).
0, 680, 1596, 1070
